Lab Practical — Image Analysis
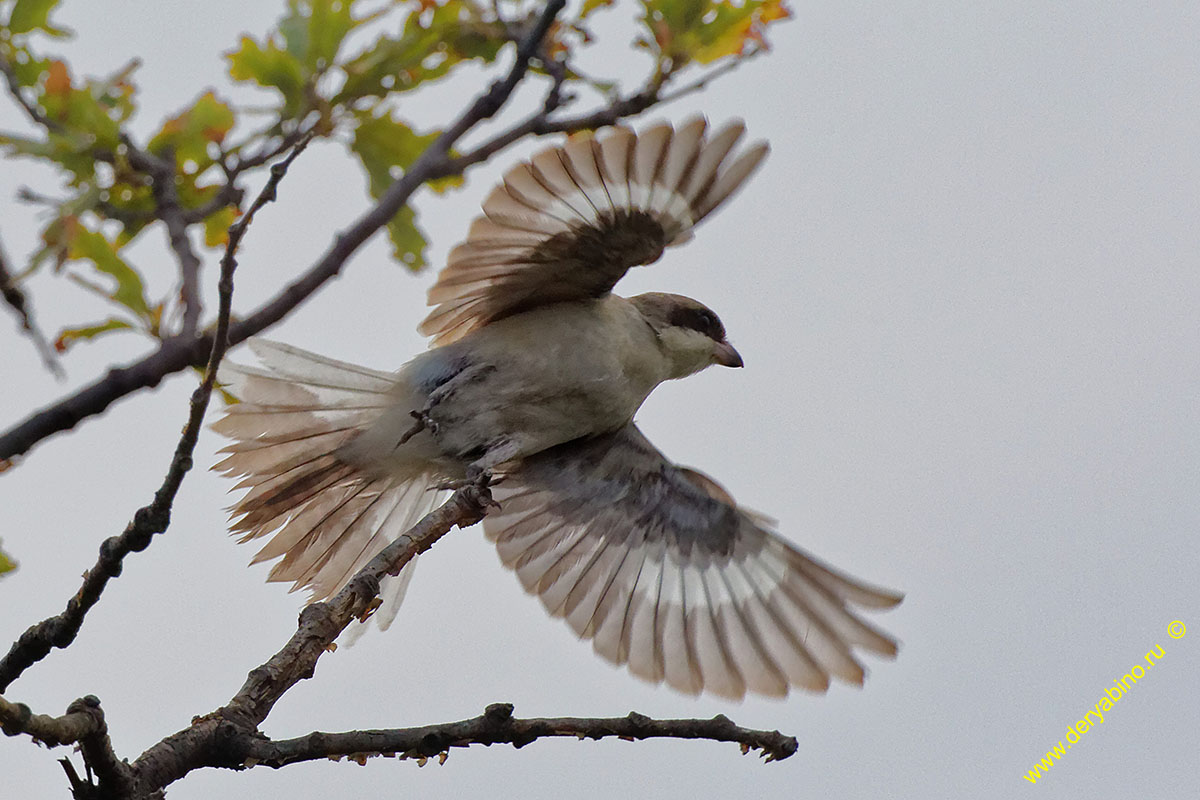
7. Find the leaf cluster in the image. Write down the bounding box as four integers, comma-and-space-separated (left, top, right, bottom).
0, 0, 788, 351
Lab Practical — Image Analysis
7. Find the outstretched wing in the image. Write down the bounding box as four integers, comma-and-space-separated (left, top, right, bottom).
484, 425, 902, 700
420, 117, 769, 345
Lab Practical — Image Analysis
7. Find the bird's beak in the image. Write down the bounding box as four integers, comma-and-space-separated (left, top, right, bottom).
713, 340, 744, 368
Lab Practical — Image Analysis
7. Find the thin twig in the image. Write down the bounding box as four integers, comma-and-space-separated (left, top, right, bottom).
132, 142, 207, 339
180, 183, 246, 225
657, 47, 764, 105
0, 231, 63, 378
445, 85, 660, 173
0, 49, 59, 132
0, 136, 313, 695
243, 704, 799, 766
228, 126, 310, 173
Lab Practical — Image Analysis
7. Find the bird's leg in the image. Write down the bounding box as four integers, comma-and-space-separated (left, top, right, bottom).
392, 410, 433, 450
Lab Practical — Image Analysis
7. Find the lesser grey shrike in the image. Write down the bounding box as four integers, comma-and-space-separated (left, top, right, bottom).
214, 117, 902, 700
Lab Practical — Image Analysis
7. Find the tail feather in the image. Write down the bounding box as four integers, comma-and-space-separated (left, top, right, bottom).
216, 428, 358, 480
213, 339, 443, 637
245, 339, 397, 391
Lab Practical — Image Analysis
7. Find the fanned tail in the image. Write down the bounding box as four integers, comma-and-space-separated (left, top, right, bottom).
212, 339, 445, 634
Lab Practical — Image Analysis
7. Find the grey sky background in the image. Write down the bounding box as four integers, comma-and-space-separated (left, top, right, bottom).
2, 2, 1198, 798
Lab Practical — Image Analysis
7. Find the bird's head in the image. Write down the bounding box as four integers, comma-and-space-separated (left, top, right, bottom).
630, 292, 743, 379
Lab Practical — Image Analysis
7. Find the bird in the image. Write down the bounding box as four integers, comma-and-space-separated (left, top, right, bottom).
212, 116, 902, 700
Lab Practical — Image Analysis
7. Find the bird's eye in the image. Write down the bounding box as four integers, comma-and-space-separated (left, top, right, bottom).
667, 304, 725, 341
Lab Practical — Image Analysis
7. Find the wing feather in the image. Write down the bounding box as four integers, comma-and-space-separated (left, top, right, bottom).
482, 425, 901, 699
420, 118, 769, 344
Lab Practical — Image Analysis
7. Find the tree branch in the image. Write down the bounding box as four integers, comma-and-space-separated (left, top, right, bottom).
179, 182, 245, 225
0, 694, 136, 796
245, 703, 798, 766
0, 1, 571, 465
0, 693, 100, 747
126, 481, 795, 795
0, 0, 782, 466
0, 137, 312, 694
129, 482, 496, 793
126, 140, 207, 339
0, 229, 62, 378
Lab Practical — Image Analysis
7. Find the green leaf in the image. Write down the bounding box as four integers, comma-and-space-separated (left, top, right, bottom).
68, 228, 151, 318
7, 0, 67, 36
4, 45, 49, 86
53, 317, 134, 352
104, 180, 156, 243
350, 109, 461, 193
0, 130, 57, 159
350, 110, 440, 269
335, 3, 505, 103
227, 35, 307, 115
33, 60, 123, 150
203, 204, 240, 248
0, 540, 16, 577
580, 0, 616, 17
148, 91, 235, 165
228, 0, 358, 115
640, 0, 791, 65
284, 0, 357, 70
351, 109, 437, 186
386, 204, 427, 270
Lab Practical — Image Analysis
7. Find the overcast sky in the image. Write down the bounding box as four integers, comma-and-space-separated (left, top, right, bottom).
2, 2, 1198, 798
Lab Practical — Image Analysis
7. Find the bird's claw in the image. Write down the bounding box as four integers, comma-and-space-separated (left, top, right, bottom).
449, 468, 501, 516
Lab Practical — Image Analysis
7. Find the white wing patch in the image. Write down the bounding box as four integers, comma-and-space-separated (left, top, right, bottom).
482, 426, 902, 700
420, 117, 770, 345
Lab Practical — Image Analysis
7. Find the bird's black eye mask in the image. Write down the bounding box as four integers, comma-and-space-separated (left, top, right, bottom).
668, 304, 726, 342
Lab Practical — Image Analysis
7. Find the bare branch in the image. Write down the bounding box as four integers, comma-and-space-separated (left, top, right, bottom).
0, 694, 136, 796
130, 482, 495, 793
226, 125, 311, 174
129, 141, 208, 339
0, 230, 63, 378
0, 137, 312, 694
243, 704, 799, 767
0, 694, 98, 747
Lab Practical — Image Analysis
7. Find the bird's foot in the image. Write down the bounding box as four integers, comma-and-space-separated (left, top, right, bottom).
449, 468, 501, 520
